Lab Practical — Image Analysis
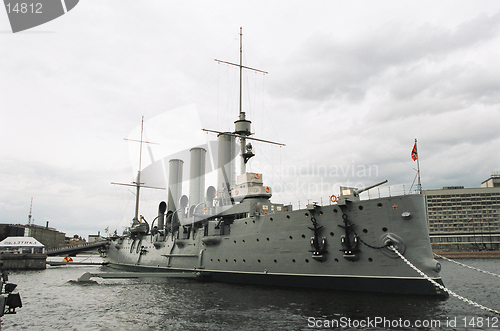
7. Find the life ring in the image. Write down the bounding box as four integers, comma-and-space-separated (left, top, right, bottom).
62, 256, 73, 262
214, 191, 218, 197
265, 186, 270, 193
203, 207, 209, 213
235, 189, 239, 195
255, 173, 260, 179
263, 212, 268, 215
330, 195, 338, 203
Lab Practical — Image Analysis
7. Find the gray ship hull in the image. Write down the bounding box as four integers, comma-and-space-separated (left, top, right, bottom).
104, 194, 445, 296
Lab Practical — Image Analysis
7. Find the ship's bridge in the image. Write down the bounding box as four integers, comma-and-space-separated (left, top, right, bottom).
231, 172, 272, 202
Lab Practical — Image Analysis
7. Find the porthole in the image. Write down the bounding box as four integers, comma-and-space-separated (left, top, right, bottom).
243, 259, 246, 263
234, 259, 236, 263
382, 227, 388, 232
225, 259, 228, 263
358, 206, 364, 210
253, 220, 255, 224
319, 211, 323, 216
245, 221, 247, 225
305, 213, 309, 217
286, 215, 290, 219
258, 259, 261, 263
270, 217, 273, 221
368, 258, 373, 262
292, 259, 296, 263
363, 229, 368, 234
242, 240, 245, 243
330, 232, 334, 236
333, 209, 338, 213
305, 259, 309, 263
334, 258, 339, 262
302, 234, 306, 238
256, 238, 260, 242
266, 238, 269, 241
217, 259, 220, 262
377, 203, 383, 208
289, 236, 293, 240
234, 240, 236, 244
274, 259, 277, 263
210, 259, 213, 262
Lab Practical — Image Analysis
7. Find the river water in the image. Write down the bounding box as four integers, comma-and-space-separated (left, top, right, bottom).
1, 256, 499, 330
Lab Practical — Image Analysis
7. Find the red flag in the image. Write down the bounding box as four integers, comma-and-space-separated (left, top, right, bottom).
411, 143, 418, 161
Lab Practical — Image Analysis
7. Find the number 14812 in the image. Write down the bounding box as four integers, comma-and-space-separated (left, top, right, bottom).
6, 3, 42, 14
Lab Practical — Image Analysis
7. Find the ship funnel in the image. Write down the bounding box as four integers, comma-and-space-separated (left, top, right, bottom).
217, 133, 236, 204
157, 201, 167, 230
189, 147, 206, 210
167, 159, 184, 213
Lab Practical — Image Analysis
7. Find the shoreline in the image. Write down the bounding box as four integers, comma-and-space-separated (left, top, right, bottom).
433, 250, 500, 259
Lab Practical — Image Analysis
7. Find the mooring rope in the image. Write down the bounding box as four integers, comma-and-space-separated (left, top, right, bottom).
433, 253, 500, 279
389, 246, 500, 317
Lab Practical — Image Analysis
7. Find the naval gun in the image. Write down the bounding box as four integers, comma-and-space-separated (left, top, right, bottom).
337, 180, 388, 205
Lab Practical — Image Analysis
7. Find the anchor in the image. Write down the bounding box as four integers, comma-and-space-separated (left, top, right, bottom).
338, 207, 360, 261
308, 217, 327, 262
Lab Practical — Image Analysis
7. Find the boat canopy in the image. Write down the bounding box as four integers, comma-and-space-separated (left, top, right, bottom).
0, 236, 45, 254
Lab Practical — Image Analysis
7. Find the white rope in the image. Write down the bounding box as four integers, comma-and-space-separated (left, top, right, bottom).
434, 253, 500, 278
389, 246, 500, 316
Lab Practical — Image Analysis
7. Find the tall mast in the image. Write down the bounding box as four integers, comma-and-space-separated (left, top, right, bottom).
239, 27, 243, 117
215, 28, 268, 175
112, 116, 164, 222
133, 116, 145, 221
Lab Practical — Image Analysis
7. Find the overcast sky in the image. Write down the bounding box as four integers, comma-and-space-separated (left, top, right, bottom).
1, 1, 499, 239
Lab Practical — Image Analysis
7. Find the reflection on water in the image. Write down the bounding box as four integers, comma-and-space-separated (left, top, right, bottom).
1, 257, 499, 330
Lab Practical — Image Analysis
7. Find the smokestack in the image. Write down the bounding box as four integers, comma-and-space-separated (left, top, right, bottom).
217, 133, 236, 203
167, 159, 183, 213
189, 147, 206, 209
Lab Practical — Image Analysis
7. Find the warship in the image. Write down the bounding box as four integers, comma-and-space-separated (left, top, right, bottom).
102, 30, 445, 296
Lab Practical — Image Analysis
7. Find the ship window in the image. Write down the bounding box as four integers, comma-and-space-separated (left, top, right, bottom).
359, 206, 364, 210
286, 215, 290, 219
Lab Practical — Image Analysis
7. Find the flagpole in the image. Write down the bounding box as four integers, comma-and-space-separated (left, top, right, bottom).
415, 138, 422, 194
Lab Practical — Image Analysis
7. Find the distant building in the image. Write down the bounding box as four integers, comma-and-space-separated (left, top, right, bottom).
0, 223, 66, 250
481, 171, 500, 188
424, 173, 500, 251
